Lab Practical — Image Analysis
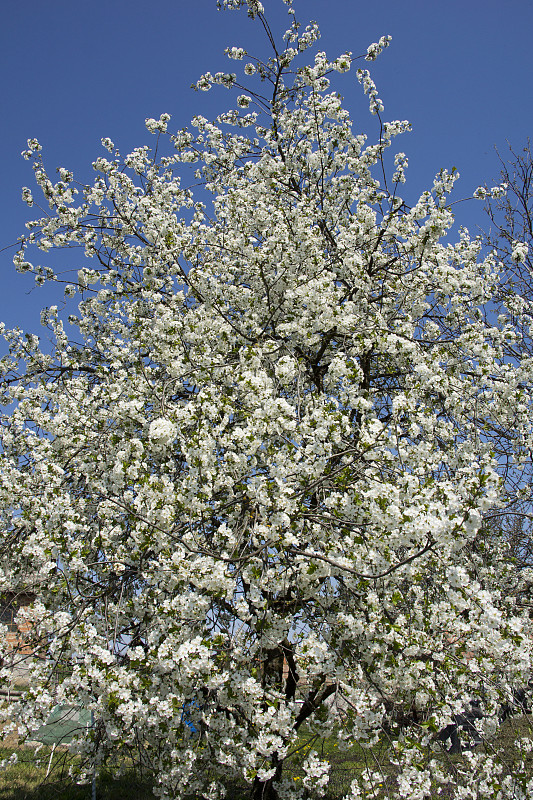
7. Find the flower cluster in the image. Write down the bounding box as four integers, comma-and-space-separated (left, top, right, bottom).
474, 183, 508, 199
226, 46, 246, 60
148, 418, 178, 447
365, 34, 392, 61
512, 240, 528, 263
145, 113, 171, 134
357, 68, 384, 114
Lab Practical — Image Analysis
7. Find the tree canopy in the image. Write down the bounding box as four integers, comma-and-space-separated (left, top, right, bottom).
1, 2, 532, 798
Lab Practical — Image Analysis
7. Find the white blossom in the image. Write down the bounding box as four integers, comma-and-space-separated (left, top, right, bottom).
1, 3, 532, 800
512, 240, 528, 263
148, 417, 177, 446
365, 34, 392, 61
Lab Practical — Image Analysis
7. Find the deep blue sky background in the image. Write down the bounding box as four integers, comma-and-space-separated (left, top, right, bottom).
1, 0, 532, 337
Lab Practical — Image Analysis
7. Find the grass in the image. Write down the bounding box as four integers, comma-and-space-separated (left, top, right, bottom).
0, 743, 154, 800
1, 717, 532, 799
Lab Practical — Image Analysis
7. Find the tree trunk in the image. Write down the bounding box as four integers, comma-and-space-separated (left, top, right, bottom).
251, 756, 283, 800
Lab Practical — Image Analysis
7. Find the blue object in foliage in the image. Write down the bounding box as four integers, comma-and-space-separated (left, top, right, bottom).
181, 701, 199, 733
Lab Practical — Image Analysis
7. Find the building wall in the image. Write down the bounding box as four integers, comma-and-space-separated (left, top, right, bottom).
0, 592, 36, 686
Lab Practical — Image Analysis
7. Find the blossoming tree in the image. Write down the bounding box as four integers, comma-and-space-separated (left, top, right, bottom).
1, 1, 532, 798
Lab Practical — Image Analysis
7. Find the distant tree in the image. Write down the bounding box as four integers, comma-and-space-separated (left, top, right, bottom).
1, 2, 532, 799
483, 140, 532, 302
480, 142, 533, 603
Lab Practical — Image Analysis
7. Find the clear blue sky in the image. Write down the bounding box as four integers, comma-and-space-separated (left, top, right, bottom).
1, 0, 532, 337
